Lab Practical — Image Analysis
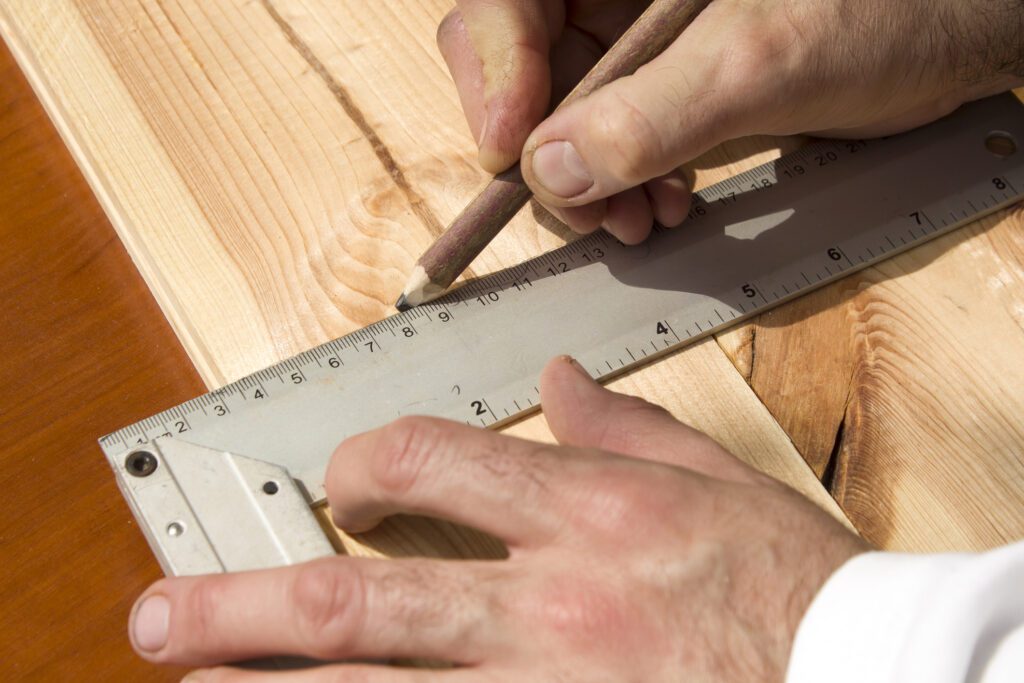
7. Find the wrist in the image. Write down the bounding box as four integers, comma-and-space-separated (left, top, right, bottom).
943, 0, 1024, 99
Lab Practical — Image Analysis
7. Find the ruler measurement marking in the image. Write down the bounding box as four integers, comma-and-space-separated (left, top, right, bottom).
100, 98, 1024, 492
479, 398, 497, 422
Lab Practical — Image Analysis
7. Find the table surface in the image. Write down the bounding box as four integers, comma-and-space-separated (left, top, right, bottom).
0, 40, 189, 680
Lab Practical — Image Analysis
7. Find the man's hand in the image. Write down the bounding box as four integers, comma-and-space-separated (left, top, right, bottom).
439, 0, 1024, 243
128, 356, 866, 681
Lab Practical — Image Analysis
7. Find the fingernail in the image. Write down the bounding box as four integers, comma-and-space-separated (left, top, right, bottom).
532, 141, 593, 198
132, 595, 170, 652
562, 355, 594, 379
182, 673, 206, 682
477, 106, 489, 149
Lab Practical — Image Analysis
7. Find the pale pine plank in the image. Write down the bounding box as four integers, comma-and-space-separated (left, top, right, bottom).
0, 0, 847, 559
257, 0, 808, 270
717, 205, 1024, 552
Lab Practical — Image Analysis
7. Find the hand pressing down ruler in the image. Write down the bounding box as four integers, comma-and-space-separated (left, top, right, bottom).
100, 94, 1024, 577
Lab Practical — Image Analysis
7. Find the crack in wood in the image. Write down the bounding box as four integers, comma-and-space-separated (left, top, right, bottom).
259, 0, 446, 239
821, 418, 844, 493
744, 324, 756, 383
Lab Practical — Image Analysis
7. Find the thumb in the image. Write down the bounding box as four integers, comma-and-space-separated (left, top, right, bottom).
539, 356, 756, 483
520, 14, 753, 207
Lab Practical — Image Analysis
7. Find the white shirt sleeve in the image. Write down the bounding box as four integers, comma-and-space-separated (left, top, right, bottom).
786, 540, 1024, 683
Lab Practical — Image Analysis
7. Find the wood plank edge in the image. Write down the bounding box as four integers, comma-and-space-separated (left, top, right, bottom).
0, 6, 223, 389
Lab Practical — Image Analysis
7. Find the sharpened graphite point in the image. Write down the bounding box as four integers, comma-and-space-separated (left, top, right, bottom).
394, 294, 412, 312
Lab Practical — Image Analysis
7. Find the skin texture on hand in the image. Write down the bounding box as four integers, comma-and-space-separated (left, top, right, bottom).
438, 0, 1024, 244
128, 357, 867, 682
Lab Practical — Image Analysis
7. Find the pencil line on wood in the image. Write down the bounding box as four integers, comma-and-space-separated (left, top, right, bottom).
258, 0, 445, 238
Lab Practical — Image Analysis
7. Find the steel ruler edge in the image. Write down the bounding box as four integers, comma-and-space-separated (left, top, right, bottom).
99, 94, 1024, 576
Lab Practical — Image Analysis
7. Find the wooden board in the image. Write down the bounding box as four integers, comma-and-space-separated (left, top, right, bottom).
4, 1, 1021, 554
717, 198, 1024, 552
0, 0, 845, 559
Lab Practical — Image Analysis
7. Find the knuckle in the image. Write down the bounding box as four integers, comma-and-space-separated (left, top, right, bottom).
372, 416, 443, 496
181, 579, 226, 654
573, 472, 650, 537
290, 561, 365, 658
522, 576, 635, 649
721, 16, 799, 94
587, 90, 664, 184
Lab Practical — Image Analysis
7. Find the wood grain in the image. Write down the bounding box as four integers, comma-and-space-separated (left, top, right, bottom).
0, 0, 845, 563
0, 38, 189, 681
716, 201, 1024, 551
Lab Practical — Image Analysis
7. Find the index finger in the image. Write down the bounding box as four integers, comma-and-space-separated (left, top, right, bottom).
325, 416, 589, 545
442, 1, 561, 172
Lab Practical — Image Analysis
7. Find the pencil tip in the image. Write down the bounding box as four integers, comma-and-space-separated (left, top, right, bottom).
395, 294, 411, 312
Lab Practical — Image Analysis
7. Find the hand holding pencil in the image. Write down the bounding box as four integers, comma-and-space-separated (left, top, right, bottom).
400, 0, 1024, 309
398, 0, 709, 309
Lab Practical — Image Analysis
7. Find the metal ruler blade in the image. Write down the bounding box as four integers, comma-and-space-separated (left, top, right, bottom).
101, 94, 1024, 513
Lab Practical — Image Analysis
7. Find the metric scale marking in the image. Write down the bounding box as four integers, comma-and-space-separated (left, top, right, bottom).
101, 94, 1024, 513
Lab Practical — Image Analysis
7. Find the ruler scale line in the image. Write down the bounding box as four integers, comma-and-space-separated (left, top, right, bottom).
98, 96, 1024, 513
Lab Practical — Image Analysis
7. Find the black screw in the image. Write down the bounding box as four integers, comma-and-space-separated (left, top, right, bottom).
125, 450, 158, 477
262, 481, 279, 495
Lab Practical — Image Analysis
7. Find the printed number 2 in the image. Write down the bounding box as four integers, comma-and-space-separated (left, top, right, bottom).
471, 400, 486, 416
